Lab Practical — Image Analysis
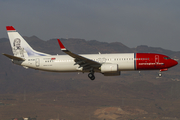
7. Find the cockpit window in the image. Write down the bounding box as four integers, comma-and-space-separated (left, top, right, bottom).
164, 57, 171, 60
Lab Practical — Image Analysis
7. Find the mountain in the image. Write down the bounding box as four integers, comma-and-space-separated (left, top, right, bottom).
132, 45, 180, 59
0, 36, 180, 93
0, 36, 134, 93
1, 37, 180, 119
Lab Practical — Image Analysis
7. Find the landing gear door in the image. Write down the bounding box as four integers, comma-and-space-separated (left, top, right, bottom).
36, 58, 40, 67
155, 55, 159, 63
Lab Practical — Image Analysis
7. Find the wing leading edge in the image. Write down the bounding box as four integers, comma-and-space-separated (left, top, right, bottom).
57, 39, 101, 71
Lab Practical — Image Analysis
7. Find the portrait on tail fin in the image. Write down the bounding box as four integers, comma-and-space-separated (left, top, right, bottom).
12, 38, 28, 57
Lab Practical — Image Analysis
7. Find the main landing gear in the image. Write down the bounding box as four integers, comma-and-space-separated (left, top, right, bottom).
88, 71, 95, 80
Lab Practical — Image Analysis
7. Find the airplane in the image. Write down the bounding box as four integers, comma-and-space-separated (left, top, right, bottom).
2, 26, 178, 80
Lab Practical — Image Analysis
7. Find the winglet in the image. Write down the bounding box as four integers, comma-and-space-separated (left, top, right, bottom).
57, 39, 66, 51
6, 26, 16, 31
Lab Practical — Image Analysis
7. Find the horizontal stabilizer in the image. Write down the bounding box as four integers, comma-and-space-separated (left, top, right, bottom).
2, 53, 25, 61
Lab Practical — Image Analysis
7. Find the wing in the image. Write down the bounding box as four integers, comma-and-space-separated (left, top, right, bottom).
57, 39, 101, 71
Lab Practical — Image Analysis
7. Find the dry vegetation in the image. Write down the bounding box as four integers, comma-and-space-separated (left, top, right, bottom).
1, 68, 180, 120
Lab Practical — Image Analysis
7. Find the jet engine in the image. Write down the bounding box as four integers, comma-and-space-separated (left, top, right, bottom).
101, 64, 120, 76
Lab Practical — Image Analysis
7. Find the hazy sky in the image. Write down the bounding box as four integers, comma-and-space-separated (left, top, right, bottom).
0, 0, 180, 51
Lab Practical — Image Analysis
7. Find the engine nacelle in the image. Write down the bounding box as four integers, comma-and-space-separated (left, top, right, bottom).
103, 71, 121, 76
101, 64, 120, 76
101, 63, 118, 73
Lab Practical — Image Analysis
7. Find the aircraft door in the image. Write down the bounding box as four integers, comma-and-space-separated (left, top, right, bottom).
35, 58, 40, 67
155, 55, 159, 63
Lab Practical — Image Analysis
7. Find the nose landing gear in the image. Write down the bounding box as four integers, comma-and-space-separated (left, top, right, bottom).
158, 68, 168, 77
158, 72, 162, 77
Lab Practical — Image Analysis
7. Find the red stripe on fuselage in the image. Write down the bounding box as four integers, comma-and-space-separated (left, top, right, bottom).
136, 53, 170, 70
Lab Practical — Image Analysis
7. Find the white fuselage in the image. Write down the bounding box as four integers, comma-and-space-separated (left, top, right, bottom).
13, 53, 135, 72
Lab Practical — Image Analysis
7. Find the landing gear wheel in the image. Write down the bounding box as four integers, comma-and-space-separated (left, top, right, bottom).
91, 76, 95, 80
88, 73, 95, 80
88, 73, 93, 78
158, 73, 162, 77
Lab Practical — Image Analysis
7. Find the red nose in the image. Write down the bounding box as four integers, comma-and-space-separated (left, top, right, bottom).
172, 59, 178, 66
